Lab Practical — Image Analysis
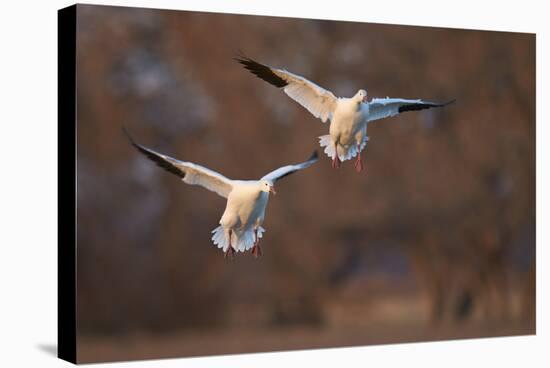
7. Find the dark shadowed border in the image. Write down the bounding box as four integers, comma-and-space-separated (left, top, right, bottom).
58, 4, 77, 364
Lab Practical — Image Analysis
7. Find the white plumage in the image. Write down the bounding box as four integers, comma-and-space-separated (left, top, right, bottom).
277, 70, 337, 122
125, 130, 318, 257
237, 57, 454, 172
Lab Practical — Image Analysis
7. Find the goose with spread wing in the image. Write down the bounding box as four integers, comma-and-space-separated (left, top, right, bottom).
236, 56, 454, 172
125, 130, 318, 258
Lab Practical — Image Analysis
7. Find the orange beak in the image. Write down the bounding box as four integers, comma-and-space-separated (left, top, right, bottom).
269, 186, 277, 195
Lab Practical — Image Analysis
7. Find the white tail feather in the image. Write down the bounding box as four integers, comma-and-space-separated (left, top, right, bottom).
211, 225, 265, 253
318, 135, 368, 162
319, 135, 336, 159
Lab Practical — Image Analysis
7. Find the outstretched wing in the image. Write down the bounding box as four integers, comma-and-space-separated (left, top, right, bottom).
366, 98, 455, 122
236, 57, 338, 123
261, 151, 319, 183
124, 130, 233, 198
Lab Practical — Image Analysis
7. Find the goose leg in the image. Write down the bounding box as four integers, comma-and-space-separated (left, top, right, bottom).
354, 143, 364, 173
251, 228, 262, 258
224, 229, 235, 259
331, 143, 341, 169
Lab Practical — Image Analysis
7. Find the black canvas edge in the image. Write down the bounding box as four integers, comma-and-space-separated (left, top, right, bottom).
58, 4, 77, 364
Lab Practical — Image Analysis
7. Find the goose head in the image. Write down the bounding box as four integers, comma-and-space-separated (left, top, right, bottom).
259, 179, 276, 195
355, 89, 368, 103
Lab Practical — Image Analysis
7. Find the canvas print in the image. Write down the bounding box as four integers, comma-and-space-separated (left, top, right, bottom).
59, 3, 535, 364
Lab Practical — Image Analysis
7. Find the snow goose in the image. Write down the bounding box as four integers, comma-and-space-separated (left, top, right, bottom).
124, 130, 318, 258
236, 56, 454, 172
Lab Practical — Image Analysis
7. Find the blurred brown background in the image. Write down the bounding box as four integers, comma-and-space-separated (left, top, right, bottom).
74, 4, 535, 363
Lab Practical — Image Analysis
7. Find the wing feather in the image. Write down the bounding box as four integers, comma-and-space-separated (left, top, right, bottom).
236, 57, 337, 123
124, 130, 233, 198
366, 98, 455, 122
261, 151, 319, 183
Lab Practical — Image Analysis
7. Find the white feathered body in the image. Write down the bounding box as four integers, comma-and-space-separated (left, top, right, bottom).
212, 181, 269, 252
320, 99, 369, 162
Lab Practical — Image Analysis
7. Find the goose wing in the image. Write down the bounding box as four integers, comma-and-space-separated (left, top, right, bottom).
237, 57, 338, 123
366, 98, 455, 122
261, 151, 319, 183
125, 130, 233, 198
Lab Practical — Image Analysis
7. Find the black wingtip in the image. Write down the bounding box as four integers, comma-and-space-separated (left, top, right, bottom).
233, 49, 248, 63
233, 53, 251, 66
308, 150, 319, 162
122, 127, 136, 145
122, 127, 150, 155
122, 127, 147, 153
398, 99, 457, 113
234, 55, 288, 88
122, 128, 186, 179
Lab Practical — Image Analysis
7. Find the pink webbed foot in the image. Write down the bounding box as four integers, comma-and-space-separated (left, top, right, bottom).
331, 143, 341, 169
332, 155, 341, 169
251, 228, 262, 258
224, 246, 235, 259
224, 229, 235, 260
251, 244, 262, 258
354, 144, 364, 173
354, 154, 363, 172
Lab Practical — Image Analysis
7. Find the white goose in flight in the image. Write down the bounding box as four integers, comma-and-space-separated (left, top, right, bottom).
236, 57, 454, 172
125, 130, 318, 258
